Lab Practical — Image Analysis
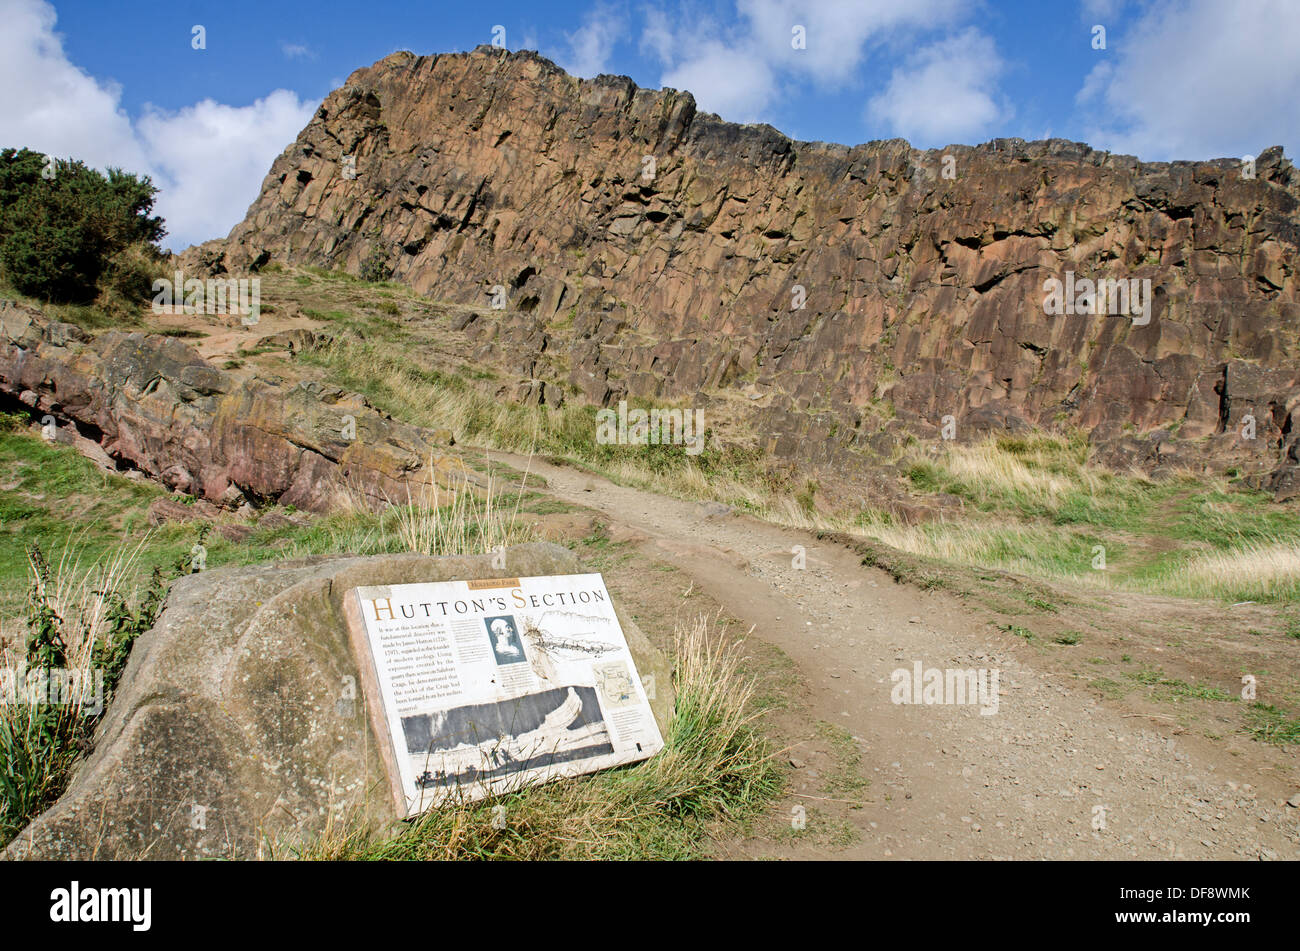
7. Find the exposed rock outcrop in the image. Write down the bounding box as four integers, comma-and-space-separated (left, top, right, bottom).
190, 46, 1300, 494
2, 544, 674, 860
0, 300, 467, 512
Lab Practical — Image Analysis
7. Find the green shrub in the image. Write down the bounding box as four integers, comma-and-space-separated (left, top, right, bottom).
359, 248, 390, 283
0, 147, 165, 303
95, 242, 169, 318
0, 542, 177, 846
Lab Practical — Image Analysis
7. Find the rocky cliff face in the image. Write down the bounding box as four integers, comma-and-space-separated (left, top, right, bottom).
197, 47, 1300, 495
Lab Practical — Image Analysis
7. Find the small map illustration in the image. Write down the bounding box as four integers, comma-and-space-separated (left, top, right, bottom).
594, 660, 638, 709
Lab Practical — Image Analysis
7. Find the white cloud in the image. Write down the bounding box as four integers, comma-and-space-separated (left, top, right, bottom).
639, 5, 776, 119
281, 42, 315, 60
559, 4, 623, 77
639, 0, 975, 124
866, 28, 1009, 146
0, 0, 317, 251
1076, 0, 1300, 160
639, 6, 677, 63
0, 0, 147, 172
663, 40, 777, 121
137, 92, 317, 252
1074, 58, 1113, 106
739, 0, 966, 85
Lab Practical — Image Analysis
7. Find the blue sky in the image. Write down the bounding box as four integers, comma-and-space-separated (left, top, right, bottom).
4, 0, 1298, 249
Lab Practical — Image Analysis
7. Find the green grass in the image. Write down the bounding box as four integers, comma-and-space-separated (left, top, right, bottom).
1, 539, 171, 846
878, 432, 1300, 606
779, 806, 862, 849
295, 330, 786, 501
0, 418, 166, 616
1087, 677, 1128, 699
157, 266, 1300, 609
0, 700, 85, 845
1167, 490, 1300, 549
1128, 667, 1234, 702
998, 623, 1036, 642
0, 281, 144, 332
0, 416, 557, 621
815, 721, 870, 800
1019, 593, 1060, 613
0, 416, 782, 858
1243, 703, 1300, 745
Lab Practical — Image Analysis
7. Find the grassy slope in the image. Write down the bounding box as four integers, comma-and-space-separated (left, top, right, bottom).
244, 267, 1300, 608
18, 264, 1296, 608
888, 434, 1300, 604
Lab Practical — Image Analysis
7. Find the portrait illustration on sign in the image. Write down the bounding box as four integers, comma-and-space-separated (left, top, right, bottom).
484, 615, 526, 665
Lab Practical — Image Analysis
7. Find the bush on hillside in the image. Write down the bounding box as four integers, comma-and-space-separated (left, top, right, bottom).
0, 147, 166, 304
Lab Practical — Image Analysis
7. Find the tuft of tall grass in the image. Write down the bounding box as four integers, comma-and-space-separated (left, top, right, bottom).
899, 434, 1159, 525
1152, 540, 1300, 603
0, 539, 171, 845
392, 456, 538, 557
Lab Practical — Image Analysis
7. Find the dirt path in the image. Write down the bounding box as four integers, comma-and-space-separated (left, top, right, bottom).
500, 452, 1300, 860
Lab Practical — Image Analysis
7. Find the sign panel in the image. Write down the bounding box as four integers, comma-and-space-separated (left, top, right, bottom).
345, 573, 664, 816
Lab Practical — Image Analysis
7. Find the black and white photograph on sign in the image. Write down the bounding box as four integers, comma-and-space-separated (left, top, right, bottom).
402, 685, 614, 792
484, 615, 526, 666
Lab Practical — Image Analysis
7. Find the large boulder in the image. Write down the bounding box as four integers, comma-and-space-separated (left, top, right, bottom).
2, 543, 673, 860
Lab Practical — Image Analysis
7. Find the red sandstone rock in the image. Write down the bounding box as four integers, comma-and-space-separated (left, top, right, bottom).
0, 300, 471, 513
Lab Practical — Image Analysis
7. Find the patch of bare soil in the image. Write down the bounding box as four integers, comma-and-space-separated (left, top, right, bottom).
142, 304, 331, 369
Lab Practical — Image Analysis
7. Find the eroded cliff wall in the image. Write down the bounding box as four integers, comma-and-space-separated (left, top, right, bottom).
193, 47, 1300, 494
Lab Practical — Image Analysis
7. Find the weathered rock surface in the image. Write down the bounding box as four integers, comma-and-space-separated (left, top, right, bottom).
189, 46, 1300, 495
0, 300, 469, 512
2, 543, 673, 860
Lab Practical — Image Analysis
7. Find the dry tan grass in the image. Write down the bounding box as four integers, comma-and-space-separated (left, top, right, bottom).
306, 319, 1292, 605
599, 453, 770, 511
3, 537, 150, 702
392, 453, 539, 557
311, 338, 547, 456
1159, 540, 1300, 601
1, 537, 156, 843
941, 441, 1085, 501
